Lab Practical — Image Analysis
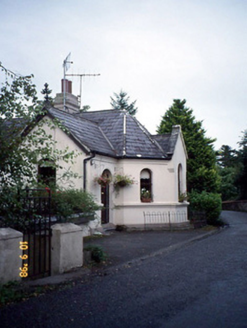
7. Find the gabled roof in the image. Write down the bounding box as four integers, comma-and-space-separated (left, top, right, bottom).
2, 106, 182, 159
2, 117, 28, 140
47, 108, 115, 156
2, 105, 182, 159
46, 107, 181, 159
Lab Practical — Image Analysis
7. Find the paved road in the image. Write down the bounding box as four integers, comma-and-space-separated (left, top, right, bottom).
1, 211, 247, 328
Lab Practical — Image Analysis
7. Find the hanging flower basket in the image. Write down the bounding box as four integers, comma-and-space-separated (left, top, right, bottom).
113, 174, 135, 190
116, 180, 128, 187
94, 175, 111, 187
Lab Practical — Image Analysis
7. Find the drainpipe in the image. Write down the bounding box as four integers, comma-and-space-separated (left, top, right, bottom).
123, 111, 127, 156
83, 152, 95, 191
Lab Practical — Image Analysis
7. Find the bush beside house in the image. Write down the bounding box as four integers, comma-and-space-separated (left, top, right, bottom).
189, 191, 222, 225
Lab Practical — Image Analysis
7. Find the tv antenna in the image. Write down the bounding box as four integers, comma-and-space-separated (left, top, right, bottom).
66, 73, 100, 110
63, 53, 100, 110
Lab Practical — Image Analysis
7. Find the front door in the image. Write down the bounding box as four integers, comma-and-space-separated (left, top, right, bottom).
101, 184, 109, 224
101, 169, 111, 224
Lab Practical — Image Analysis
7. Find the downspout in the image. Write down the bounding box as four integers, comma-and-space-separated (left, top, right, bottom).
83, 152, 95, 191
123, 111, 127, 156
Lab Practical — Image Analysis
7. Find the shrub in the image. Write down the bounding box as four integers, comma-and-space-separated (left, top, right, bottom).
0, 187, 34, 228
0, 281, 24, 306
0, 187, 100, 227
84, 245, 107, 263
52, 188, 101, 222
189, 191, 222, 225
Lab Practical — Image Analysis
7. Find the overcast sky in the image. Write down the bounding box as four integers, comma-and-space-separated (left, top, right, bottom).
1, 0, 247, 150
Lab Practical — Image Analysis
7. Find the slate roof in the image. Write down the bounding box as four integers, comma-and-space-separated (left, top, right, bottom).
2, 118, 28, 140
46, 107, 179, 159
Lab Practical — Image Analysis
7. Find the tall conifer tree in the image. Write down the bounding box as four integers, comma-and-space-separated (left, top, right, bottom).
157, 99, 220, 193
236, 130, 247, 199
110, 90, 137, 116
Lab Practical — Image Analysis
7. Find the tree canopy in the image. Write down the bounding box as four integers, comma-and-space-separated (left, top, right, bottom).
0, 73, 78, 190
157, 99, 220, 193
235, 130, 247, 199
216, 131, 247, 200
110, 90, 138, 116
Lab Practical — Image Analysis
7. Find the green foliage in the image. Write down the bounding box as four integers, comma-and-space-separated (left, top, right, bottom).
0, 281, 23, 306
235, 130, 247, 199
110, 90, 138, 116
0, 68, 81, 222
0, 74, 78, 189
216, 145, 238, 168
113, 174, 135, 190
141, 188, 151, 199
80, 105, 91, 112
84, 245, 107, 263
52, 188, 101, 222
94, 175, 112, 186
217, 131, 247, 200
217, 166, 239, 201
0, 187, 26, 225
0, 280, 59, 306
0, 72, 81, 223
0, 187, 100, 227
157, 99, 220, 193
41, 83, 53, 105
189, 191, 222, 225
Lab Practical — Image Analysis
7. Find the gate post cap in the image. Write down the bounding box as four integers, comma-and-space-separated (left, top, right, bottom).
0, 227, 23, 240
51, 223, 82, 233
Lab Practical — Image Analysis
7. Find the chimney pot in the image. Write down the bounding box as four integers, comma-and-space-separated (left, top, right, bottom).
61, 79, 72, 94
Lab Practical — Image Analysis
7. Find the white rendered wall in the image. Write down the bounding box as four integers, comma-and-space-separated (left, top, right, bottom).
30, 116, 85, 189
87, 148, 188, 227
30, 119, 188, 228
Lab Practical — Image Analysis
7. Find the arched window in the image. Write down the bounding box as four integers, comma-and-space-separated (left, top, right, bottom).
178, 164, 183, 201
140, 169, 152, 202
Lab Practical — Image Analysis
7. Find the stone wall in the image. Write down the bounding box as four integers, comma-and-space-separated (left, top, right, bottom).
222, 200, 247, 212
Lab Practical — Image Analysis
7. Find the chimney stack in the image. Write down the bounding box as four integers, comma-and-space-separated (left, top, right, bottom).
53, 79, 79, 113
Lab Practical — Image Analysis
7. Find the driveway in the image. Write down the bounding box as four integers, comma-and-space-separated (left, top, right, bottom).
1, 211, 247, 328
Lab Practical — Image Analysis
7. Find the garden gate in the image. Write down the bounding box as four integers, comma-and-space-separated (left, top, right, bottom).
16, 188, 52, 279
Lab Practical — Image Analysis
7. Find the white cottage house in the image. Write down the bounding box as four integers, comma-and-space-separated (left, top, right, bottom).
32, 80, 189, 233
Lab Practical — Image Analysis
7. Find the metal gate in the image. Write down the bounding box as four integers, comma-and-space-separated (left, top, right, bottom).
18, 188, 52, 279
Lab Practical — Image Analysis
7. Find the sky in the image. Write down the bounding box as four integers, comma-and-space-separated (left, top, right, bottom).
1, 0, 247, 150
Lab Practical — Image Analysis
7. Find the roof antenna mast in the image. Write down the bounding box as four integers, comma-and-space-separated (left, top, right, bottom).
63, 53, 100, 110
63, 53, 73, 111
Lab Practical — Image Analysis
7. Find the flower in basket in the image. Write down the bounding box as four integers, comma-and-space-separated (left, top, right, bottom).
141, 188, 152, 201
94, 175, 111, 186
113, 174, 135, 189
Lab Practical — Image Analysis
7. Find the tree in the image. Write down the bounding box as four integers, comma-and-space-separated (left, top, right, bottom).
216, 145, 238, 168
0, 71, 80, 223
216, 145, 239, 200
157, 99, 220, 193
235, 130, 247, 199
217, 166, 239, 201
80, 105, 90, 112
0, 75, 78, 189
110, 90, 138, 116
